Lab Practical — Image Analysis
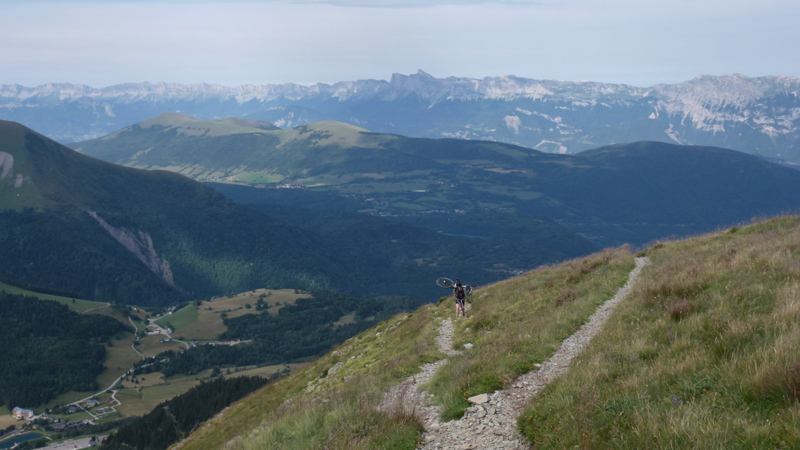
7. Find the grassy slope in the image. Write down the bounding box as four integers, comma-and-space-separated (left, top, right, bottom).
155, 304, 198, 331
519, 217, 800, 449
172, 248, 635, 450
0, 281, 104, 312
426, 247, 634, 420
174, 216, 800, 449
171, 289, 307, 340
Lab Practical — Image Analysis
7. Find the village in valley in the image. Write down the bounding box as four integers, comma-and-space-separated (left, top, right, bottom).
0, 289, 305, 450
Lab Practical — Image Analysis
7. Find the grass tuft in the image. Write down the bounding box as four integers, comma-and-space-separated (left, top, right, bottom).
669, 299, 695, 321
754, 363, 800, 405
553, 287, 579, 307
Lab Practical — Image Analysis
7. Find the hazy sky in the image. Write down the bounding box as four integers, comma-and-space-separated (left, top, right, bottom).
2, 0, 799, 88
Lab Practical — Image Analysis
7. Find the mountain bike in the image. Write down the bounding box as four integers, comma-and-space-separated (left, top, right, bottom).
436, 277, 474, 303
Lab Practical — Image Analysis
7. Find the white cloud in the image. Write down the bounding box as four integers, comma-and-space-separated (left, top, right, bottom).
0, 0, 798, 87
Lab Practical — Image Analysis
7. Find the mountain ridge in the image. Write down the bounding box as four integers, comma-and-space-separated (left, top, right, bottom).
2, 72, 799, 161
4, 72, 798, 104
72, 114, 800, 248
2, 120, 591, 304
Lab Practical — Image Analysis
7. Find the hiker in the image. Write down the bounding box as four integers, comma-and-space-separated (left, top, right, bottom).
453, 279, 467, 318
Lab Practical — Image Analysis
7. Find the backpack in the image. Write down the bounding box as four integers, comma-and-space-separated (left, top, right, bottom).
455, 285, 466, 300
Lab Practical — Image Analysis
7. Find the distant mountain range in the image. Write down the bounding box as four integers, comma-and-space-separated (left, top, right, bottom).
73, 113, 800, 248
3, 72, 799, 161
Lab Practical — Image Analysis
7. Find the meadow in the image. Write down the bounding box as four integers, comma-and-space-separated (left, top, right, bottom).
164, 289, 306, 341
518, 217, 800, 449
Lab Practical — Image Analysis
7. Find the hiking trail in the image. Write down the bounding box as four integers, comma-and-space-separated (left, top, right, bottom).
380, 256, 650, 450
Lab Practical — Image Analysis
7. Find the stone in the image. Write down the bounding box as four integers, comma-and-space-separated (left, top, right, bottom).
464, 343, 474, 350
487, 406, 496, 415
467, 393, 489, 404
477, 409, 486, 418
327, 361, 344, 377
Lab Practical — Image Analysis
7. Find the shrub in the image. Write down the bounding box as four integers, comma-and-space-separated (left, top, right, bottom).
669, 299, 695, 320
553, 287, 579, 307
754, 363, 800, 405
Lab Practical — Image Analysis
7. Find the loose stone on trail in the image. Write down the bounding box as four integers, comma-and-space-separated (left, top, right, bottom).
468, 393, 489, 404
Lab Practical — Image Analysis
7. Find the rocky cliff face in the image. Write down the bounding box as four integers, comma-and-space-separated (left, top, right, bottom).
88, 211, 175, 287
2, 72, 798, 160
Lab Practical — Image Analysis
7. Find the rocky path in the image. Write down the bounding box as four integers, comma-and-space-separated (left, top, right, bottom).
382, 257, 650, 450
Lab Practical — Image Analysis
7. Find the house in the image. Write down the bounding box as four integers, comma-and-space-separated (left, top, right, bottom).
12, 407, 34, 419
68, 405, 79, 414
86, 399, 100, 407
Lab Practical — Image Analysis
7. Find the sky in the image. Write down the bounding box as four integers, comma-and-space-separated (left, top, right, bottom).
2, 0, 799, 88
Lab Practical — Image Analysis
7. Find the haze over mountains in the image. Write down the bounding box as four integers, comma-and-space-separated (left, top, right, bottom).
3, 72, 800, 162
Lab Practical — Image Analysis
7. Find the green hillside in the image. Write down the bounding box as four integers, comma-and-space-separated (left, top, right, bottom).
73, 114, 800, 247
0, 120, 344, 305
1, 120, 594, 305
168, 216, 800, 449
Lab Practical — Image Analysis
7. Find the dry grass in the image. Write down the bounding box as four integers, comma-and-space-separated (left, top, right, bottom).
97, 335, 142, 388
176, 289, 306, 340
0, 413, 18, 430
174, 306, 441, 450
425, 247, 635, 420
669, 299, 695, 320
519, 216, 800, 449
171, 217, 800, 449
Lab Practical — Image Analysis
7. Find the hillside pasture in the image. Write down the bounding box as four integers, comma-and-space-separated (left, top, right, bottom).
136, 334, 185, 358
114, 381, 199, 418
113, 363, 287, 418
155, 304, 197, 331
519, 217, 800, 449
97, 334, 141, 389
174, 289, 308, 341
121, 372, 167, 389
0, 282, 103, 312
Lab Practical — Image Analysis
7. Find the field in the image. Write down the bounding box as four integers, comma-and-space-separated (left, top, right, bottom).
135, 334, 185, 358
0, 281, 105, 312
0, 409, 17, 431
332, 314, 356, 328
155, 304, 198, 331
173, 289, 308, 341
97, 334, 141, 389
113, 363, 296, 418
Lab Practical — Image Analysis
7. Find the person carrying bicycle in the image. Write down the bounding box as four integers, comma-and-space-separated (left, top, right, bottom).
453, 279, 467, 318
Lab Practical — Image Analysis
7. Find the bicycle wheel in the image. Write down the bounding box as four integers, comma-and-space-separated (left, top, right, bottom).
436, 277, 454, 288
466, 285, 474, 303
